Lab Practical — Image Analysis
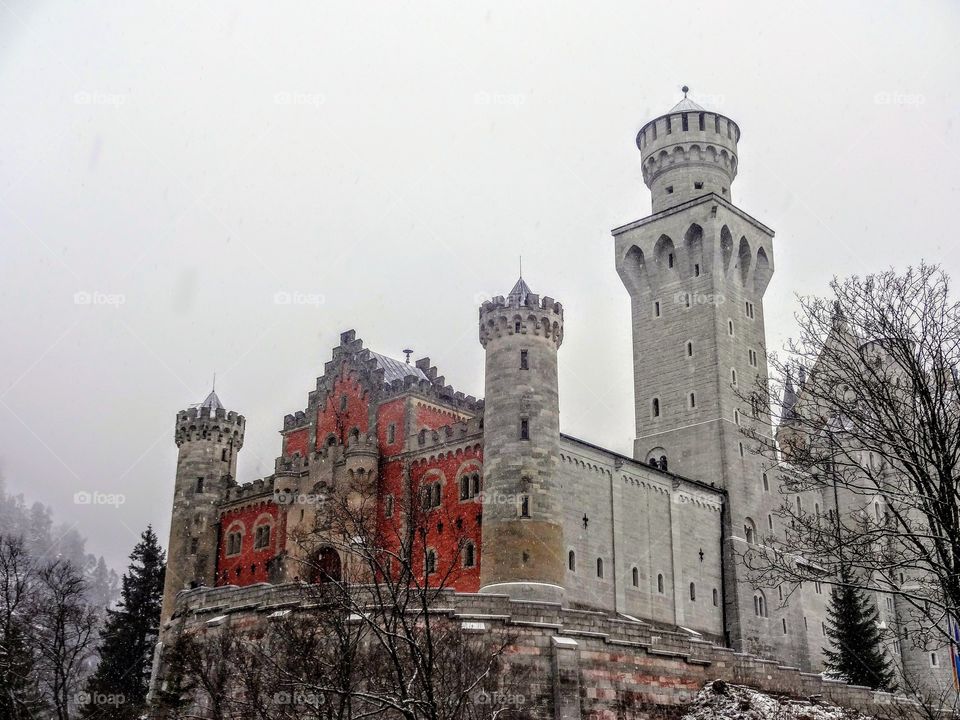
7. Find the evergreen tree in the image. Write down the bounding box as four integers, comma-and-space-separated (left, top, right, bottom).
82, 526, 165, 719
823, 565, 896, 691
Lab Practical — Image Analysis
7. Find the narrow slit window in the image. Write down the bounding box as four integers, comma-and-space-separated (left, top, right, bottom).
519, 418, 529, 440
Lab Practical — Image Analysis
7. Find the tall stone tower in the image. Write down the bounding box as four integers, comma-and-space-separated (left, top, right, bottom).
478, 278, 565, 603
160, 390, 244, 623
613, 89, 793, 659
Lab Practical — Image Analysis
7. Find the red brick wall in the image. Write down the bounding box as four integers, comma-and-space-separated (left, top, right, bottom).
409, 444, 483, 592
282, 428, 309, 458
376, 398, 406, 457
316, 373, 370, 448
413, 401, 467, 434
217, 502, 282, 586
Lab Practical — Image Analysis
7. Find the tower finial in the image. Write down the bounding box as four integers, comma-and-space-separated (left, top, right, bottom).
519, 255, 522, 279
212, 371, 216, 393
682, 85, 689, 98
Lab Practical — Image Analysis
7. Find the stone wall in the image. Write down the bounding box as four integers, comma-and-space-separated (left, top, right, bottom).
157, 584, 920, 719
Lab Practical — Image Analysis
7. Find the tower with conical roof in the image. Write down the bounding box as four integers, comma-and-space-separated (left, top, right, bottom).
612, 88, 812, 663
160, 387, 245, 623
478, 276, 565, 603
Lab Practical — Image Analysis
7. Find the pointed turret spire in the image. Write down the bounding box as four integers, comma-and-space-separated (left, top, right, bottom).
507, 276, 533, 304
781, 368, 798, 421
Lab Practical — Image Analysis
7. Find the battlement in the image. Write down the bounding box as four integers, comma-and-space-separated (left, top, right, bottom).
344, 430, 378, 456
479, 293, 564, 349
175, 406, 245, 447
222, 475, 276, 503
636, 101, 740, 213
282, 410, 309, 431
412, 415, 484, 453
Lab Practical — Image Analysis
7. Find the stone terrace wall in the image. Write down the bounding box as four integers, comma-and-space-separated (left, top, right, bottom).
159, 585, 921, 720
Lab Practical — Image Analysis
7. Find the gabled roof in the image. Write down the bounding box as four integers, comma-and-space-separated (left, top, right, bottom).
369, 351, 428, 384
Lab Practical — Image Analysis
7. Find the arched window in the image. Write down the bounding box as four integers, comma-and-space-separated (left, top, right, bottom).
753, 592, 768, 617
689, 582, 696, 601
460, 475, 470, 500
713, 588, 719, 606
568, 550, 576, 572
254, 524, 271, 550
657, 574, 664, 593
425, 549, 437, 575
463, 542, 475, 568
744, 517, 757, 545
596, 557, 604, 579
632, 567, 639, 587
659, 455, 668, 471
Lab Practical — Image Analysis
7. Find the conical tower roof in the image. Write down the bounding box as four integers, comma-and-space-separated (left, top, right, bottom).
200, 390, 224, 412
507, 276, 533, 304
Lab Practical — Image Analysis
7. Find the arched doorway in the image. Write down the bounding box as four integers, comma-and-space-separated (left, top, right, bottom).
310, 546, 342, 584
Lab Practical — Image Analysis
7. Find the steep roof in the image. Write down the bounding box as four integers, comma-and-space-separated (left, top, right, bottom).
507, 276, 533, 304
369, 351, 428, 384
200, 390, 224, 412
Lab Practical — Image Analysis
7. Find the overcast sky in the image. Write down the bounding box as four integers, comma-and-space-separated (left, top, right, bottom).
1, 1, 957, 571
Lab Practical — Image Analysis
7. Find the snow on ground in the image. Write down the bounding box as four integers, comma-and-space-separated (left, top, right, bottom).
682, 680, 867, 720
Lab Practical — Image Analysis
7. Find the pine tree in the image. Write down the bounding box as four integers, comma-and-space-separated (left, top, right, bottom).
823, 565, 896, 691
82, 526, 165, 719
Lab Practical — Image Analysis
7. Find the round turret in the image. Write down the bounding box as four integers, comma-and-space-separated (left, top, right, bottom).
637, 87, 740, 213
478, 277, 566, 603
161, 390, 245, 624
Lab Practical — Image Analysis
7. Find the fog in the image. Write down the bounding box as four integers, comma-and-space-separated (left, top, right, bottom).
1, 1, 957, 570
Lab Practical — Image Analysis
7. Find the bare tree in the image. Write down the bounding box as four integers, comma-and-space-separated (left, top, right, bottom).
33, 559, 100, 720
0, 535, 46, 719
155, 466, 531, 719
739, 263, 960, 698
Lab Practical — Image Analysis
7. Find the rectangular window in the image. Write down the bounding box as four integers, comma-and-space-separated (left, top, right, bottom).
387, 423, 396, 444
340, 395, 348, 411
666, 185, 674, 194
694, 181, 704, 190
196, 477, 204, 494
520, 350, 528, 369
654, 301, 661, 317
384, 494, 394, 518
681, 113, 688, 131
520, 419, 529, 440
221, 449, 228, 462
190, 537, 199, 554
519, 495, 530, 518
694, 263, 700, 276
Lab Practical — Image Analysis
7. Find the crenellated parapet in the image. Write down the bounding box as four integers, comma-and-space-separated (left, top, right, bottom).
479, 293, 564, 349
411, 416, 485, 454
175, 405, 245, 447
222, 475, 277, 504
636, 92, 740, 213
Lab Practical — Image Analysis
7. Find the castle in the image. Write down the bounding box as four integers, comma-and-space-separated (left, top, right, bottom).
159, 90, 952, 698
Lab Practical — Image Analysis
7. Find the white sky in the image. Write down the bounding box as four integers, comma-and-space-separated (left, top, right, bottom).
1, 1, 957, 571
